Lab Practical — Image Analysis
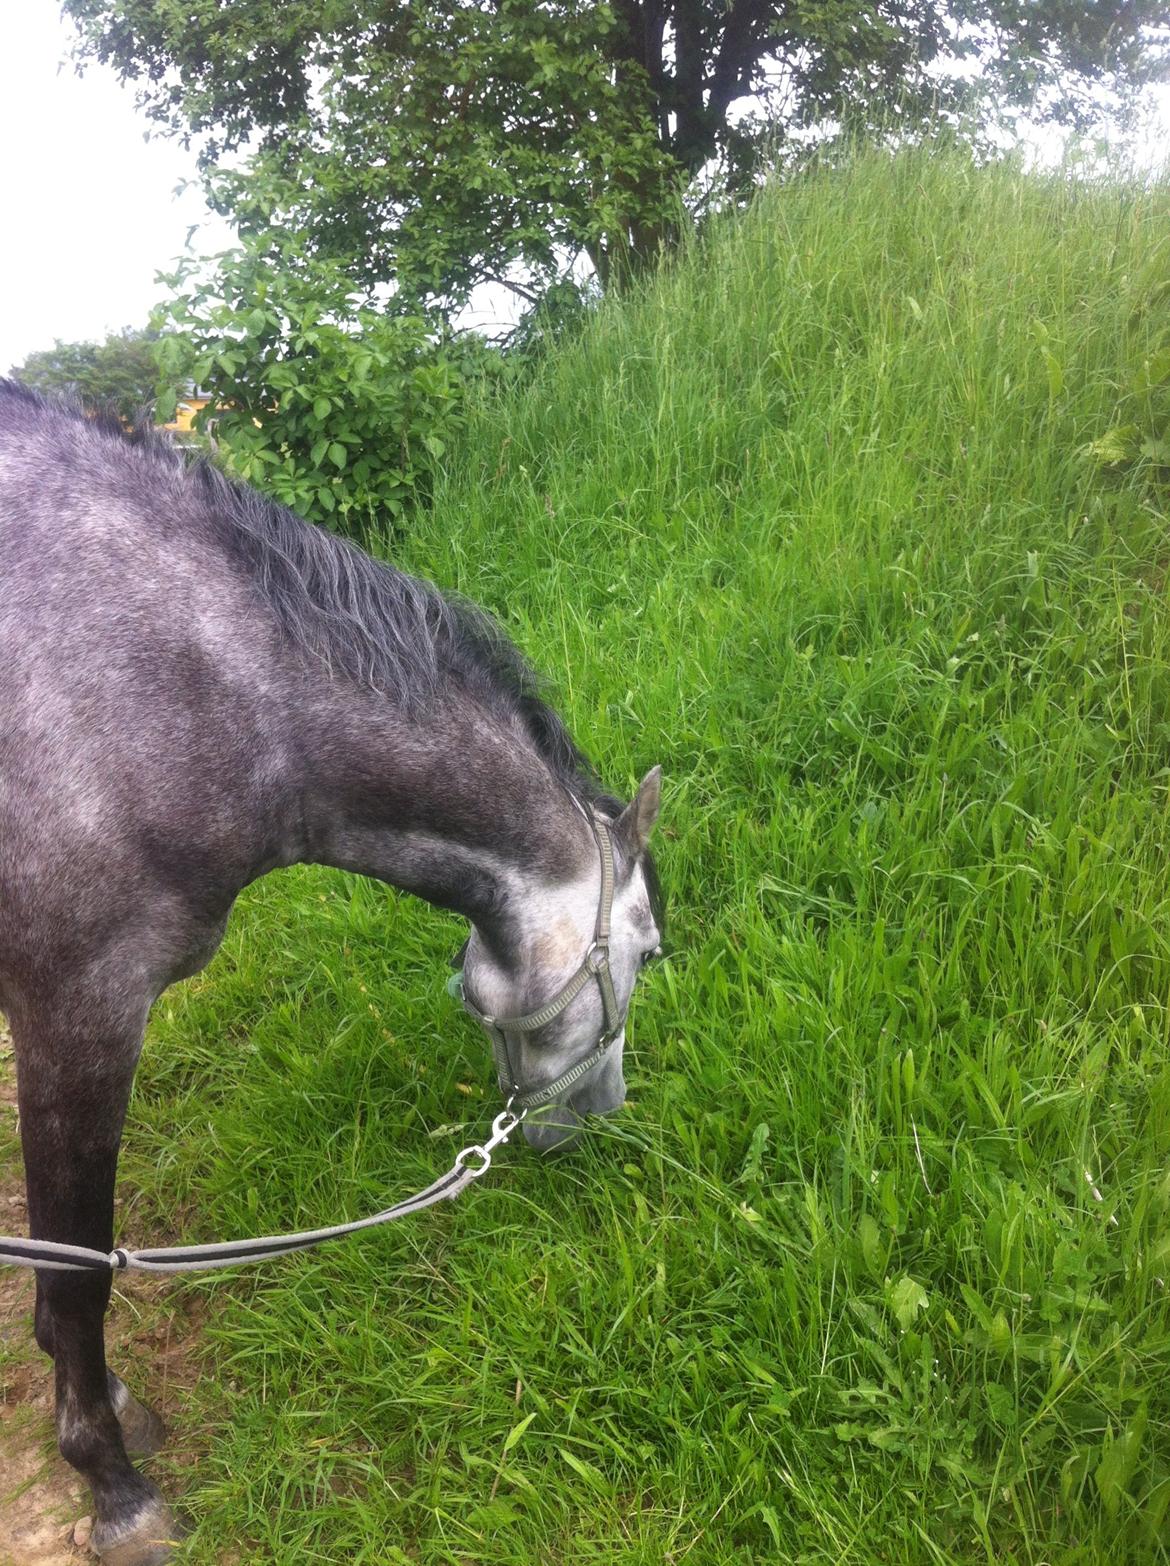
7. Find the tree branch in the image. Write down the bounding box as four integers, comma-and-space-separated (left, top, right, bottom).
482, 273, 543, 306
707, 0, 776, 124
672, 0, 711, 171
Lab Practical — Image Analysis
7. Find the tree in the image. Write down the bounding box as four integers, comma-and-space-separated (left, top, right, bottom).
9, 326, 161, 424
66, 0, 1170, 305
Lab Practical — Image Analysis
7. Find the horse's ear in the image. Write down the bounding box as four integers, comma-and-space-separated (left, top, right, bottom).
614, 766, 662, 859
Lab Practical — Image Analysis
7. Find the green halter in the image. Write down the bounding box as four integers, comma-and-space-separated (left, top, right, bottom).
448, 808, 622, 1112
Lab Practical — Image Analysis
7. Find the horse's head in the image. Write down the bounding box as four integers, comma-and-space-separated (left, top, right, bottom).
452, 767, 664, 1150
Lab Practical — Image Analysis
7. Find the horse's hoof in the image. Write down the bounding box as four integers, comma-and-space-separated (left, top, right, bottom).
108, 1372, 167, 1457
92, 1498, 184, 1564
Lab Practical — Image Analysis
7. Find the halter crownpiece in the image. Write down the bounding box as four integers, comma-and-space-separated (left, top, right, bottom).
448, 805, 622, 1112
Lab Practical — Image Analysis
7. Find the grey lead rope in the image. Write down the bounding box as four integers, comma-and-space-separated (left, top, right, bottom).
0, 1107, 525, 1275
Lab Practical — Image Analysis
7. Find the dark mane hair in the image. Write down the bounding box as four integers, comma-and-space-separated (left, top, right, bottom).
0, 378, 605, 803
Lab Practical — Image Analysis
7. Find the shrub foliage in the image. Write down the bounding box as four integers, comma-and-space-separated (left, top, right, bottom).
155, 233, 475, 533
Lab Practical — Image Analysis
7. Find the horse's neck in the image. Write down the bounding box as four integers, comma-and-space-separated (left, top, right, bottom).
296, 685, 589, 926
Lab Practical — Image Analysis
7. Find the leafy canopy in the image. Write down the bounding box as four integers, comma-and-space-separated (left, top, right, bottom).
8, 327, 161, 424
67, 0, 1170, 305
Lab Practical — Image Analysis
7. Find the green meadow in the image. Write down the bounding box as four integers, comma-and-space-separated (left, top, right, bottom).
85, 145, 1170, 1560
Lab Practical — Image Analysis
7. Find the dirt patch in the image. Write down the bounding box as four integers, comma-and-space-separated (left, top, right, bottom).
0, 1021, 208, 1565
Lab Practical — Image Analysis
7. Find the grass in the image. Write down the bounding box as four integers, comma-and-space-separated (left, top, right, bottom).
108, 143, 1170, 1562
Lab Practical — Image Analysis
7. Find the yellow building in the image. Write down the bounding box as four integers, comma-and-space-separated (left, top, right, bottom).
160, 393, 210, 435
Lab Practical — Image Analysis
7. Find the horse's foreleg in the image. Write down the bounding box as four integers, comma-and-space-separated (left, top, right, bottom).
16, 1020, 180, 1565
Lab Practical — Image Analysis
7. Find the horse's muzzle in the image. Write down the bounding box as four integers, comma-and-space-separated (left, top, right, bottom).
521, 1046, 627, 1151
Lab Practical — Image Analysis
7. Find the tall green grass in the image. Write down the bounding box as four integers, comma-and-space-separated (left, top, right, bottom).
111, 145, 1170, 1561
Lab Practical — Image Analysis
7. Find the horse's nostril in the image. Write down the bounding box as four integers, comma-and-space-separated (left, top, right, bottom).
574, 1063, 626, 1120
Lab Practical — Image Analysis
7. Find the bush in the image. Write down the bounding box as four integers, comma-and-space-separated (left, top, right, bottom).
154, 232, 475, 535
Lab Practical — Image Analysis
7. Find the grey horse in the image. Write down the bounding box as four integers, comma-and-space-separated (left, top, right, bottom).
0, 382, 663, 1563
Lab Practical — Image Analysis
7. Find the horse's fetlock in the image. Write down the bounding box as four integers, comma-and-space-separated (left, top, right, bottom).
57, 1412, 108, 1475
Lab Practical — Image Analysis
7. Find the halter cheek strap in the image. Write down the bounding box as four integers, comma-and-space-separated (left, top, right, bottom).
448, 809, 622, 1112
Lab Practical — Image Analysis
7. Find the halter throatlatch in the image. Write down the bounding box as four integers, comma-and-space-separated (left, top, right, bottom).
448, 806, 622, 1112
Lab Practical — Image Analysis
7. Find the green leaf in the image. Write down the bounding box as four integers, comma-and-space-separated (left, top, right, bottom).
886, 1275, 929, 1332
502, 1412, 537, 1453
556, 1447, 608, 1491
1080, 426, 1140, 467
1041, 347, 1063, 399
751, 1504, 783, 1549
314, 396, 333, 421
740, 1122, 770, 1184
858, 1214, 883, 1279
1133, 345, 1170, 394
328, 441, 348, 469
1096, 1406, 1147, 1518
985, 1382, 1017, 1430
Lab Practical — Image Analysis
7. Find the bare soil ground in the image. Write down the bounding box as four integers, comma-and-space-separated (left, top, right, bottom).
0, 1021, 207, 1565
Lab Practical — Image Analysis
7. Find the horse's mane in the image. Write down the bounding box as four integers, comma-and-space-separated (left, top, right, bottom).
0, 379, 604, 804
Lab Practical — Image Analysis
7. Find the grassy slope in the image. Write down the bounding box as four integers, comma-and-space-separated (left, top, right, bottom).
120, 147, 1170, 1562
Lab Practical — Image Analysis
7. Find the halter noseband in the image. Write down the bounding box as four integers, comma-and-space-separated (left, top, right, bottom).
447, 808, 622, 1113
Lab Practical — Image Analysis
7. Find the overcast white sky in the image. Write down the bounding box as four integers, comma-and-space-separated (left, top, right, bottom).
2, 5, 1168, 374
0, 8, 232, 372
